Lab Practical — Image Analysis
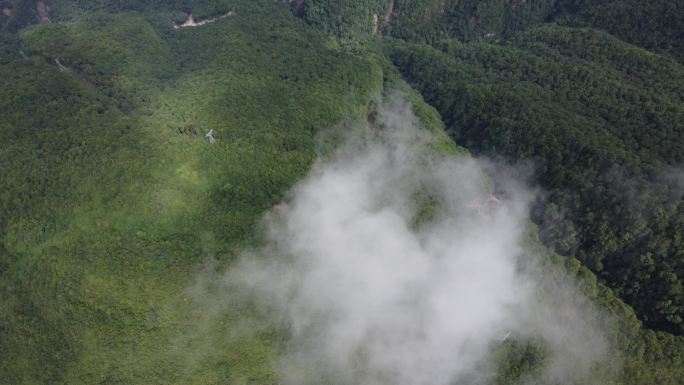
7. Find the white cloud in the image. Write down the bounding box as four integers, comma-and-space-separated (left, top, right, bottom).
227, 95, 609, 385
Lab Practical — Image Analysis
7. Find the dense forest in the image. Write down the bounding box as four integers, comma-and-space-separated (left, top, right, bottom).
299, 0, 684, 62
1, 1, 381, 382
293, 0, 684, 336
1, 0, 684, 384
388, 29, 684, 335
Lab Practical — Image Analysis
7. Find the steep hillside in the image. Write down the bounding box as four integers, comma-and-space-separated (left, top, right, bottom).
289, 0, 684, 338
554, 0, 684, 63
296, 0, 683, 62
388, 26, 684, 336
2, 0, 684, 384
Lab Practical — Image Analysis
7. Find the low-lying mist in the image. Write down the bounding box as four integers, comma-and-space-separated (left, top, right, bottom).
223, 96, 612, 385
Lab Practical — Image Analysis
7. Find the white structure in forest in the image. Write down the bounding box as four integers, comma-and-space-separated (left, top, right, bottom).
206, 129, 216, 144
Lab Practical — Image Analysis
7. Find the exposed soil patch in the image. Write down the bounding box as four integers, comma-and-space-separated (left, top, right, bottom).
173, 11, 233, 29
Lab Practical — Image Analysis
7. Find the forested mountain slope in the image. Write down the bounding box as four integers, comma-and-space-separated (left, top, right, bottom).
389, 30, 684, 334
553, 0, 684, 63
298, 0, 684, 62
1, 2, 380, 382
291, 0, 684, 337
1, 0, 684, 384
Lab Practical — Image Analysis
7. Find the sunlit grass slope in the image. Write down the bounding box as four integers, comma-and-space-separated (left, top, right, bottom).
0, 2, 382, 383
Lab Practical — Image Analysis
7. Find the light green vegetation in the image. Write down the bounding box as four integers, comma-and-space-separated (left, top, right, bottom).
0, 2, 383, 383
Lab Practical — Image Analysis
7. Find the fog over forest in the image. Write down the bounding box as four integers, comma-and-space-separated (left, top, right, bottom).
1, 1, 683, 384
